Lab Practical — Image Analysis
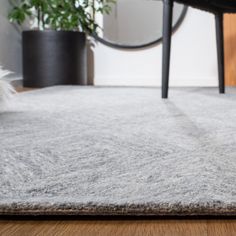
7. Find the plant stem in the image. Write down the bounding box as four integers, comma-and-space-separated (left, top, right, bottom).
92, 0, 95, 31
42, 12, 45, 30
37, 8, 40, 29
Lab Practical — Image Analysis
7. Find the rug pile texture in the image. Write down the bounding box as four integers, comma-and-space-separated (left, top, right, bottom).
0, 87, 236, 216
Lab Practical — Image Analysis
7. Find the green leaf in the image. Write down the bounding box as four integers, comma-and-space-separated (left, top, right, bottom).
8, 0, 116, 32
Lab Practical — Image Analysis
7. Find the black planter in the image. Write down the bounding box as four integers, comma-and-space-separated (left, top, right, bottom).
23, 30, 87, 88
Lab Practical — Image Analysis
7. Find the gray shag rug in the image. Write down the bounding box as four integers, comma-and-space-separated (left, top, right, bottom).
1, 86, 236, 216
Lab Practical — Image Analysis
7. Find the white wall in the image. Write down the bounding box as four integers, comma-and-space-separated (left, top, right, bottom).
94, 7, 218, 87
0, 0, 22, 74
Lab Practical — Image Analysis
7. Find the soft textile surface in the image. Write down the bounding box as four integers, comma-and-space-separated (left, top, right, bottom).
1, 86, 236, 216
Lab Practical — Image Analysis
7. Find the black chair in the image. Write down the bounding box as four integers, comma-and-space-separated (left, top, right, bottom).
162, 0, 236, 98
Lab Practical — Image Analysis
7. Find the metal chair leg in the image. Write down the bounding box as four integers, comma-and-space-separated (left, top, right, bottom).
162, 0, 173, 99
215, 12, 225, 94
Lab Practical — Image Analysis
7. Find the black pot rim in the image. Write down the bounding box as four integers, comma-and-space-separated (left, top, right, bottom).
23, 30, 86, 35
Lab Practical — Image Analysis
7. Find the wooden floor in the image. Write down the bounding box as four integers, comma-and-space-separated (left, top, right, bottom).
224, 14, 236, 86
0, 219, 235, 236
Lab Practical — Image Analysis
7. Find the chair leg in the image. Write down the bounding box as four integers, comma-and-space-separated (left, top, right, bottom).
162, 0, 173, 99
215, 12, 225, 94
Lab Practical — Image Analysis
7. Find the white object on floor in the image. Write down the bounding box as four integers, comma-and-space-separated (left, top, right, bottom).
0, 66, 16, 104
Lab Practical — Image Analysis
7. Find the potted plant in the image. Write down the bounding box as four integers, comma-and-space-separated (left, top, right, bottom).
8, 0, 114, 87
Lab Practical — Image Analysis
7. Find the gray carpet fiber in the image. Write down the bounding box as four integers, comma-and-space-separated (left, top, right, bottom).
1, 86, 236, 216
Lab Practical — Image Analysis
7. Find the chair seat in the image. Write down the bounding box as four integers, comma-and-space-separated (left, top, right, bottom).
175, 0, 236, 13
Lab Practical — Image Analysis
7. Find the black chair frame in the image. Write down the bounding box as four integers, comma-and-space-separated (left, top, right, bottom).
162, 0, 227, 98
